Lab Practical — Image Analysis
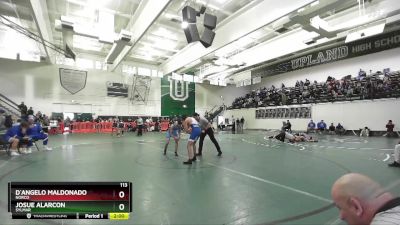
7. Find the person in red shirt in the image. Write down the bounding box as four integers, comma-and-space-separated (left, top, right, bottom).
384, 120, 396, 137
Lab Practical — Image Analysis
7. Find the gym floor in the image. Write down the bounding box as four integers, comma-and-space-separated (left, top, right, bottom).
0, 130, 399, 225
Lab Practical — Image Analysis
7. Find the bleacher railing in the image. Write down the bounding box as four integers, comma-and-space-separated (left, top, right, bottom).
0, 93, 21, 117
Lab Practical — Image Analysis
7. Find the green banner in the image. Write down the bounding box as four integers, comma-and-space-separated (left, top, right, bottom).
161, 76, 195, 116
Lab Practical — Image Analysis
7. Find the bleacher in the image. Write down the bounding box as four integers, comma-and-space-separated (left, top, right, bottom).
230, 70, 400, 109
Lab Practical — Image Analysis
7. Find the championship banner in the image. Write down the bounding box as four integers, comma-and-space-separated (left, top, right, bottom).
252, 29, 400, 77
59, 68, 87, 94
106, 82, 128, 98
161, 76, 195, 116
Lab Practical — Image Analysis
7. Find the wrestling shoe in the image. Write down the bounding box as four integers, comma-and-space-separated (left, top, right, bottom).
11, 151, 20, 156
183, 160, 192, 165
388, 162, 400, 167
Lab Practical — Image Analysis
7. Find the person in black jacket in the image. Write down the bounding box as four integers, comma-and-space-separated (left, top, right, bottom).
27, 107, 34, 116
18, 102, 27, 118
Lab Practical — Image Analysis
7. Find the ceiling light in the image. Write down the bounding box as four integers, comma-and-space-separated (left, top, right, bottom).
181, 21, 189, 29
345, 21, 385, 43
310, 1, 319, 7
196, 0, 221, 11
165, 13, 181, 20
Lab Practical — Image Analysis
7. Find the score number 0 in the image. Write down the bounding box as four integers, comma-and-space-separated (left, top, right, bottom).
118, 183, 128, 211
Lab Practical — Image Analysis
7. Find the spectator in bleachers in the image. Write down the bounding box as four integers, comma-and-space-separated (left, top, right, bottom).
229, 70, 400, 109
317, 120, 327, 134
27, 107, 34, 116
307, 120, 316, 133
281, 92, 287, 105
4, 121, 31, 156
328, 123, 336, 134
336, 123, 345, 135
384, 120, 396, 137
357, 68, 367, 80
35, 111, 43, 121
360, 127, 370, 137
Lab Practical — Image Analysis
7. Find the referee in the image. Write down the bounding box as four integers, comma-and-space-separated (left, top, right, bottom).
193, 113, 222, 156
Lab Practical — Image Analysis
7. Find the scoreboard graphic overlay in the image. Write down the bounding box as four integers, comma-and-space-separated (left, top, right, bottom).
8, 182, 132, 220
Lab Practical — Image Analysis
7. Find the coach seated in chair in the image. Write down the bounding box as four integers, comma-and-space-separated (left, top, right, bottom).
28, 116, 52, 151
360, 127, 370, 137
328, 123, 336, 135
384, 120, 396, 137
307, 120, 316, 133
317, 120, 327, 134
4, 121, 31, 156
336, 123, 346, 135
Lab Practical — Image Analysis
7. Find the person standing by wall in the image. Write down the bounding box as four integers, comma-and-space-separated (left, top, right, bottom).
286, 120, 292, 132
27, 107, 34, 116
18, 102, 27, 120
240, 117, 245, 132
193, 113, 222, 156
137, 117, 143, 136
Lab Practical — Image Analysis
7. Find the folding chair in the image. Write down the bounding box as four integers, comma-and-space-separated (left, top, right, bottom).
31, 139, 41, 151
0, 135, 11, 155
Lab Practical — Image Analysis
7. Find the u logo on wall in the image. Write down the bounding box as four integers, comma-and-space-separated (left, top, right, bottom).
168, 77, 189, 101
161, 76, 195, 116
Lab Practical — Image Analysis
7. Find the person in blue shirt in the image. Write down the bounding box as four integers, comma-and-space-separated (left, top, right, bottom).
307, 120, 316, 133
28, 116, 52, 151
163, 121, 181, 156
182, 116, 201, 165
4, 121, 30, 156
317, 120, 327, 133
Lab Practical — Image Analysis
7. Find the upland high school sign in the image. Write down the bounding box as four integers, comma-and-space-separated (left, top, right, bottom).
252, 29, 400, 77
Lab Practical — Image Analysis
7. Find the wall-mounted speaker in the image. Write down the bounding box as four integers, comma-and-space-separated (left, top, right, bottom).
200, 28, 215, 48
182, 6, 197, 23
204, 13, 217, 30
184, 24, 200, 43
